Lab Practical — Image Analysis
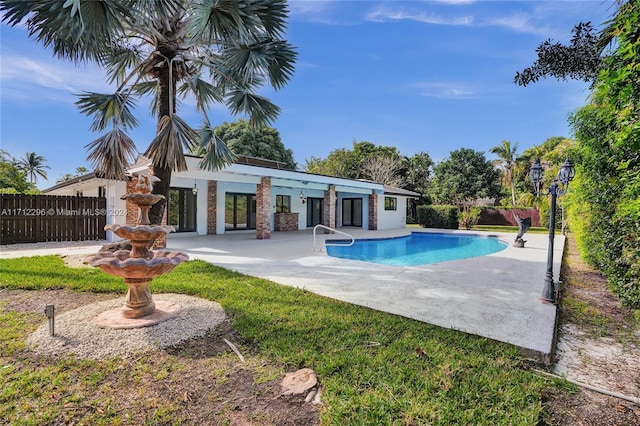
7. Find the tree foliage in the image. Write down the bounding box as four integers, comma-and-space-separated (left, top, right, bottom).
359, 154, 404, 188
429, 148, 501, 210
1, 0, 296, 225
0, 151, 36, 193
304, 140, 402, 181
193, 119, 295, 169
302, 141, 434, 220
514, 22, 606, 86
490, 140, 519, 206
17, 152, 50, 184
566, 1, 640, 307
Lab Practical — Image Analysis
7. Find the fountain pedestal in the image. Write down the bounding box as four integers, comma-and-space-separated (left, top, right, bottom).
123, 277, 156, 318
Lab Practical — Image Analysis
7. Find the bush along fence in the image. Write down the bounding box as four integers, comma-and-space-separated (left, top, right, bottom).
417, 205, 540, 229
0, 194, 106, 244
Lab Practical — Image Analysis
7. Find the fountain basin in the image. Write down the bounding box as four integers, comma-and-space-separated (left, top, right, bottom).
105, 224, 175, 258
85, 250, 188, 278
85, 249, 189, 319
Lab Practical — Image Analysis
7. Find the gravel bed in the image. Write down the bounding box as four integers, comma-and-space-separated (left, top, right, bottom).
26, 293, 226, 360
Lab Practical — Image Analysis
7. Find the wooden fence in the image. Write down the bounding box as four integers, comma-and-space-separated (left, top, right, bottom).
0, 194, 106, 245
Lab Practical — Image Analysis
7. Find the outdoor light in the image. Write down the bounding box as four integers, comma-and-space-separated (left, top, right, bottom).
44, 304, 55, 336
192, 182, 198, 196
299, 190, 307, 204
530, 157, 576, 304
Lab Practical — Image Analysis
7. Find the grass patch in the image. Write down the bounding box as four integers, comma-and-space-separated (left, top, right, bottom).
408, 224, 552, 234
470, 225, 551, 234
1, 256, 557, 425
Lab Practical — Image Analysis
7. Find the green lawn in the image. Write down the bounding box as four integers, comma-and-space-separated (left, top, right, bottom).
0, 256, 562, 425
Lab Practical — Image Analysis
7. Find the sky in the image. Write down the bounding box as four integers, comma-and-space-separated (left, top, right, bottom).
0, 0, 616, 189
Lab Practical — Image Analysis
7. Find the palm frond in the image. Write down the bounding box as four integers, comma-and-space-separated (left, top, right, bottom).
1, 0, 132, 63
102, 42, 145, 85
197, 123, 237, 171
178, 75, 225, 114
144, 115, 197, 172
85, 127, 137, 180
75, 92, 139, 131
252, 0, 289, 38
189, 0, 243, 43
225, 90, 280, 127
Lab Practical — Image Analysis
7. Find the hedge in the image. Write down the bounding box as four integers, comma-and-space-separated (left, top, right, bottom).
417, 205, 458, 229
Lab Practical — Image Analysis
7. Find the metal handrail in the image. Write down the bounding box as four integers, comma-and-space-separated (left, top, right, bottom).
313, 224, 355, 252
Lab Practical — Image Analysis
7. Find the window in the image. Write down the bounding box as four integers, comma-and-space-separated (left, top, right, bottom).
384, 197, 397, 211
276, 195, 291, 213
168, 188, 197, 232
98, 186, 106, 197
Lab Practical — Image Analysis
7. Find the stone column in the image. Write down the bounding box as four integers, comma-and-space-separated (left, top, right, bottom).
125, 179, 138, 225
323, 185, 336, 230
207, 180, 217, 235
151, 207, 168, 249
368, 193, 378, 230
256, 177, 271, 239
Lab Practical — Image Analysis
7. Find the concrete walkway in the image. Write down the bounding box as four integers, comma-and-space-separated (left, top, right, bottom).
0, 228, 563, 362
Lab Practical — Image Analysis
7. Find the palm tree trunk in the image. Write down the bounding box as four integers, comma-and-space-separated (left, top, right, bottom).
149, 66, 175, 226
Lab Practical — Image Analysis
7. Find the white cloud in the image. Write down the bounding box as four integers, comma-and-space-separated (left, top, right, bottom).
435, 0, 477, 4
288, 0, 335, 16
412, 82, 479, 100
482, 13, 555, 37
366, 7, 474, 26
0, 54, 110, 102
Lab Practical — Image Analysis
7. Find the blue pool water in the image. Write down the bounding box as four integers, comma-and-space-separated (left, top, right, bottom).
326, 232, 507, 266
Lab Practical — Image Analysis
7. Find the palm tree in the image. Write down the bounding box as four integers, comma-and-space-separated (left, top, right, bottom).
1, 0, 297, 225
56, 173, 76, 184
490, 140, 519, 206
18, 152, 50, 184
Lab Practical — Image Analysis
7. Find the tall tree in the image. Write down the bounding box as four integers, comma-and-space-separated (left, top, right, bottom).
303, 140, 401, 180
193, 119, 296, 169
1, 0, 296, 225
490, 140, 519, 206
0, 156, 33, 193
359, 154, 404, 187
429, 148, 501, 211
17, 152, 50, 184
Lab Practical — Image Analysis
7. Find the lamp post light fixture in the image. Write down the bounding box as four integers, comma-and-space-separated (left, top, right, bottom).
530, 157, 576, 304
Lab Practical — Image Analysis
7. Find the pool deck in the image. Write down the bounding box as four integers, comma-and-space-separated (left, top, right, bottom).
0, 228, 563, 362
166, 228, 562, 362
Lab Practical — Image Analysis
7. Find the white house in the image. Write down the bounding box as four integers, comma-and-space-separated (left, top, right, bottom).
43, 155, 419, 242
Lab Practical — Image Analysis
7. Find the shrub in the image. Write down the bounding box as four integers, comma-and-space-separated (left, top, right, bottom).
460, 207, 482, 230
417, 205, 458, 229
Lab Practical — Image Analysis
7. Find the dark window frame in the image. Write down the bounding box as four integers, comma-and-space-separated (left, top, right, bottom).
384, 196, 397, 211
276, 194, 291, 213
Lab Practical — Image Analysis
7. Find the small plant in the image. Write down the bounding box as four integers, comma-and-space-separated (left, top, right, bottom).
460, 206, 482, 230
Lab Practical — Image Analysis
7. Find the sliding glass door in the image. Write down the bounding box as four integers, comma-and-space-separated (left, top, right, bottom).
168, 188, 197, 232
342, 198, 362, 227
225, 193, 256, 231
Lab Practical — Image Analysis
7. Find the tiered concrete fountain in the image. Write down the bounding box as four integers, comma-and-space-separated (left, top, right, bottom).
85, 174, 188, 327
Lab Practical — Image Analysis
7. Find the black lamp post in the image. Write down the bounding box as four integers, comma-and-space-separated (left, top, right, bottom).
530, 158, 576, 304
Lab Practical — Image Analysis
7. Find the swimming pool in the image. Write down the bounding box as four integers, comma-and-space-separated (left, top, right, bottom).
325, 232, 508, 266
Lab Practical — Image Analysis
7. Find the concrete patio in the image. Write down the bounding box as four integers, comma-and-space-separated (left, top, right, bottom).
165, 228, 563, 362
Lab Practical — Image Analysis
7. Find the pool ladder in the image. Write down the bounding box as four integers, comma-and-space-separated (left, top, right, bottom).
312, 225, 355, 252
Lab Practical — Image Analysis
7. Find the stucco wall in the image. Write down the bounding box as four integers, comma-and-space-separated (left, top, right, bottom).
377, 195, 408, 230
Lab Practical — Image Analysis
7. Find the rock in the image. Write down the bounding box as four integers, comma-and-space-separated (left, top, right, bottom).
281, 368, 318, 395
